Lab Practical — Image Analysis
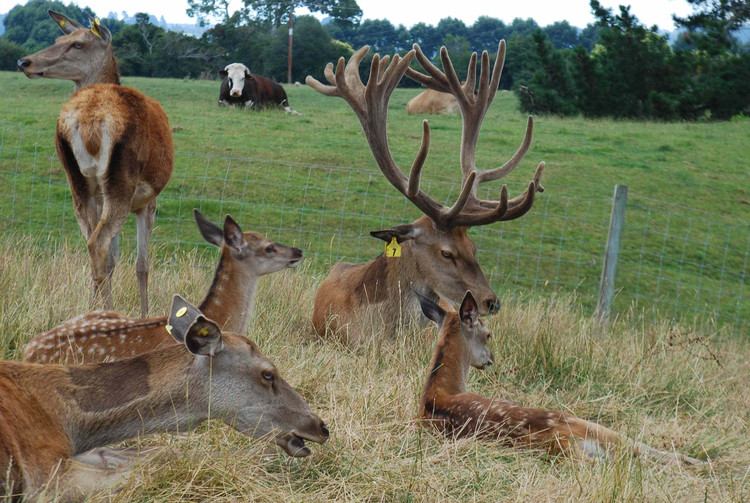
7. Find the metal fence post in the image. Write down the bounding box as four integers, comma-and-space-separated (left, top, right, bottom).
596, 184, 628, 323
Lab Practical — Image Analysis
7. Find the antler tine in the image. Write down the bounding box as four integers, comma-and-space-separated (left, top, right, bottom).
408, 120, 431, 198
405, 44, 450, 92
477, 116, 534, 184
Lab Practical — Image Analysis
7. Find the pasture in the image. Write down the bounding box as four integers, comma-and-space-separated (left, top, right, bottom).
0, 69, 749, 501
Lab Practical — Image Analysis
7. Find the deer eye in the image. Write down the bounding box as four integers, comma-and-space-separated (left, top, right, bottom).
262, 370, 275, 382
441, 250, 453, 259
73, 42, 83, 49
265, 245, 275, 254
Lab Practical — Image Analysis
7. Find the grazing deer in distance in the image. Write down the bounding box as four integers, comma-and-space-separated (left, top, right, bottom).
416, 290, 701, 465
306, 41, 544, 343
18, 10, 174, 316
0, 295, 329, 501
24, 209, 303, 365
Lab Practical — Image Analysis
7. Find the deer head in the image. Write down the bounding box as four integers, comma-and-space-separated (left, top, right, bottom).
17, 10, 118, 89
306, 41, 544, 315
416, 289, 495, 370
167, 295, 329, 456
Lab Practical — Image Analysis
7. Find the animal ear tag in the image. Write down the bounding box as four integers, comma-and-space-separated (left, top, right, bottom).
90, 18, 101, 38
386, 237, 401, 258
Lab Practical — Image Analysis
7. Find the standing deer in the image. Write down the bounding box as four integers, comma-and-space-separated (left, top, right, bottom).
0, 295, 329, 501
24, 209, 303, 365
415, 290, 701, 465
306, 41, 544, 342
17, 11, 174, 316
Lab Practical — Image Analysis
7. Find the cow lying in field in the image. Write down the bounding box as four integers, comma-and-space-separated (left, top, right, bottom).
406, 88, 458, 115
218, 63, 300, 115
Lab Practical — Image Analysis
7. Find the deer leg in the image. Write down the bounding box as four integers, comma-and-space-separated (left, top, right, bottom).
135, 201, 156, 317
87, 198, 131, 311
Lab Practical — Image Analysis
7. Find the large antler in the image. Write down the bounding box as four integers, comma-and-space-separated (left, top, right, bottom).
306, 41, 545, 230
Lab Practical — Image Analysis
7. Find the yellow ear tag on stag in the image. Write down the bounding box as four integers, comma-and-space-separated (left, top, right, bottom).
176, 307, 187, 318
165, 324, 173, 335
386, 237, 401, 258
90, 18, 101, 38
198, 328, 209, 337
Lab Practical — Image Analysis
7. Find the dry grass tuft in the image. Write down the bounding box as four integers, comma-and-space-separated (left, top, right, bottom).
1, 237, 748, 501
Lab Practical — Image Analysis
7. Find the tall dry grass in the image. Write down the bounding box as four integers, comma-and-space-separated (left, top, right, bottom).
0, 235, 748, 502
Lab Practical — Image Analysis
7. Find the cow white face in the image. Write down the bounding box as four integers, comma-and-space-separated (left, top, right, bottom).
222, 63, 251, 97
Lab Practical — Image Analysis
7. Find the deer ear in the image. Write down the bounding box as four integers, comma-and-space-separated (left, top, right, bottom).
184, 316, 224, 356
370, 224, 420, 244
414, 288, 445, 327
193, 209, 224, 247
223, 215, 246, 251
459, 291, 479, 327
167, 294, 203, 344
48, 10, 86, 34
86, 14, 112, 44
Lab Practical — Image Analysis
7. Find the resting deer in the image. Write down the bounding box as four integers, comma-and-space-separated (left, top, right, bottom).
0, 295, 329, 501
306, 41, 544, 343
415, 290, 701, 465
18, 11, 174, 316
24, 209, 303, 365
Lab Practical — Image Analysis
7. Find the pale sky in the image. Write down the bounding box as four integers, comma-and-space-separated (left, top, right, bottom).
0, 0, 695, 31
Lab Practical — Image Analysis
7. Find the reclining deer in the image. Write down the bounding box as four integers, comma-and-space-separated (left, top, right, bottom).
17, 11, 174, 316
0, 295, 329, 502
415, 290, 701, 465
24, 209, 303, 365
306, 41, 544, 343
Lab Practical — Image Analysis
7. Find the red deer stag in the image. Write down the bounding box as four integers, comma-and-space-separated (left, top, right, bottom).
0, 295, 329, 501
306, 41, 544, 343
17, 11, 174, 316
415, 290, 701, 465
24, 209, 303, 364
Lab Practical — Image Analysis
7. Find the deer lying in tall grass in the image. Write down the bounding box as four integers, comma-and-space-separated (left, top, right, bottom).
415, 290, 702, 465
18, 11, 174, 316
0, 295, 329, 501
24, 210, 303, 364
306, 41, 544, 343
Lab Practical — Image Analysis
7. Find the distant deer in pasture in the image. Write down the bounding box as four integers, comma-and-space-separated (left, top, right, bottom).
17, 10, 174, 316
306, 41, 544, 342
0, 295, 329, 501
415, 290, 701, 465
24, 209, 303, 365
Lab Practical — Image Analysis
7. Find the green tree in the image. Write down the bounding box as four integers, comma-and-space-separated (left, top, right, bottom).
0, 38, 25, 70
468, 16, 506, 53
3, 0, 92, 51
673, 0, 750, 54
544, 21, 580, 49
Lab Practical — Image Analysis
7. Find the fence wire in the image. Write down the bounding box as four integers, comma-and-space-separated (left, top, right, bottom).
0, 123, 747, 333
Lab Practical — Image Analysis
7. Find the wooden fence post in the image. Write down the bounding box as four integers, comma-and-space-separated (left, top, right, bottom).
596, 184, 628, 324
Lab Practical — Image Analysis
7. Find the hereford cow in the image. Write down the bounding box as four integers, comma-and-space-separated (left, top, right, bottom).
218, 63, 300, 114
406, 88, 459, 115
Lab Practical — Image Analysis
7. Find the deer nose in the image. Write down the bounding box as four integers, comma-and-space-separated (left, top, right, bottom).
486, 299, 501, 314
320, 422, 330, 439
17, 58, 31, 71
292, 247, 303, 258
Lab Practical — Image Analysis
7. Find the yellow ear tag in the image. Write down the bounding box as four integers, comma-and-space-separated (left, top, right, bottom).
165, 324, 173, 335
198, 328, 209, 337
91, 19, 101, 37
386, 237, 401, 258
176, 307, 187, 318
59, 20, 67, 27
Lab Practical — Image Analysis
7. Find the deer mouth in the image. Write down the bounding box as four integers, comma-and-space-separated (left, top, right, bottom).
287, 257, 302, 268
277, 429, 328, 457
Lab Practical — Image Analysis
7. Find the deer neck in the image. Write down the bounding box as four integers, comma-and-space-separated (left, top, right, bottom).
421, 316, 470, 406
62, 346, 208, 454
73, 52, 120, 91
199, 248, 258, 334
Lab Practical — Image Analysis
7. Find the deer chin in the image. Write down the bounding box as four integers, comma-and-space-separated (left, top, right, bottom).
277, 433, 312, 457
287, 258, 302, 268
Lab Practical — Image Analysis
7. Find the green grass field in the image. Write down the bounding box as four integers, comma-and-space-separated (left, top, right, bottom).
1, 70, 748, 330
0, 68, 749, 500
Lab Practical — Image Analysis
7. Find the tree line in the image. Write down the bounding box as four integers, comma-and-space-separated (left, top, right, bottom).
1, 0, 748, 120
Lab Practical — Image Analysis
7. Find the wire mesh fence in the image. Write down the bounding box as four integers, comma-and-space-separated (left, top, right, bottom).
0, 122, 747, 333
